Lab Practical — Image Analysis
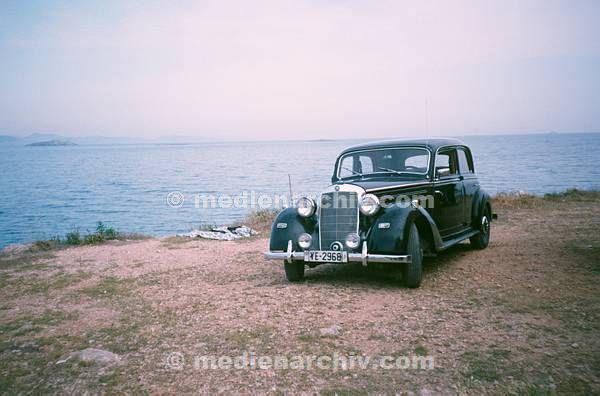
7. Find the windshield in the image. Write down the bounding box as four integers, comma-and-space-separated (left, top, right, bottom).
336, 147, 431, 180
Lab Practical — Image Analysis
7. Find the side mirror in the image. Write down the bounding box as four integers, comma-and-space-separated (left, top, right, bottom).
436, 167, 451, 178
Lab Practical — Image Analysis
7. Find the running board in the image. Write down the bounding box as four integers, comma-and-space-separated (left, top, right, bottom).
438, 229, 479, 251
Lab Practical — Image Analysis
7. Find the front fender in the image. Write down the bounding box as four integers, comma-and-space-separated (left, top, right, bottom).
367, 205, 420, 255
269, 208, 317, 251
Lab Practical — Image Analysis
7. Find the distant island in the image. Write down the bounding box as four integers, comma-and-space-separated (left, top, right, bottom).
26, 139, 77, 147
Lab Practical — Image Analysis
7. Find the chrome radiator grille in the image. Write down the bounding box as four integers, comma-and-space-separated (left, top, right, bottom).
319, 191, 359, 251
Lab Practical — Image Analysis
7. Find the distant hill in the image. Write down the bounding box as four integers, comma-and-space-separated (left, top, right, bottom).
0, 133, 218, 146
25, 139, 77, 147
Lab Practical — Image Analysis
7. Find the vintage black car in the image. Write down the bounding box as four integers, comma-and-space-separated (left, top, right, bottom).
265, 138, 494, 288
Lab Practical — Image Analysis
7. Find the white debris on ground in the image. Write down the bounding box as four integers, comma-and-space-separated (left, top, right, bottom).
179, 225, 259, 241
319, 324, 343, 337
57, 348, 122, 366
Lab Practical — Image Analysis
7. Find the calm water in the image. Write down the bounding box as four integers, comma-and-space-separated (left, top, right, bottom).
1, 133, 599, 247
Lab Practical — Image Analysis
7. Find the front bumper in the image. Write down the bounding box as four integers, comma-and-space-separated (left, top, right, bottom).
264, 241, 411, 267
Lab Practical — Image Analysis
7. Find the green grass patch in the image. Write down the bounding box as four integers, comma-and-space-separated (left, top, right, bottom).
0, 252, 55, 271
80, 276, 135, 298
462, 348, 516, 383
414, 344, 429, 355
20, 271, 91, 294
321, 387, 367, 396
0, 310, 78, 337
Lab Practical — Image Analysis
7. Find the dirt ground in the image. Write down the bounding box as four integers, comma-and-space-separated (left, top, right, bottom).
0, 193, 599, 394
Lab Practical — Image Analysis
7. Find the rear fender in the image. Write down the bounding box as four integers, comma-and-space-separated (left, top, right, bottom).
472, 190, 492, 228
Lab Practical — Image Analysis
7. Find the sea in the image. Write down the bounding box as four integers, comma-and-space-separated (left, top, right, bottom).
1, 133, 599, 248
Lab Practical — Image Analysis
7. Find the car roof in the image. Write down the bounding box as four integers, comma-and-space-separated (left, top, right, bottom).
339, 138, 466, 156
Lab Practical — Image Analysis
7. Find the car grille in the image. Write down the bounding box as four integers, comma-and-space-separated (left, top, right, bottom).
319, 191, 359, 251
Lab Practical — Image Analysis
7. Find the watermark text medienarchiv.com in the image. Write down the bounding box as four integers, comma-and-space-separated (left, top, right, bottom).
163, 351, 435, 371
166, 191, 435, 210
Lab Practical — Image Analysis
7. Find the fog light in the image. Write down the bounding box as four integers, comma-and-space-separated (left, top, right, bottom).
298, 233, 312, 249
345, 233, 360, 249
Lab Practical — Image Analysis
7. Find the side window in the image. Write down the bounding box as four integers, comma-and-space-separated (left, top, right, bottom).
436, 149, 458, 178
358, 155, 374, 173
457, 148, 474, 174
404, 153, 428, 171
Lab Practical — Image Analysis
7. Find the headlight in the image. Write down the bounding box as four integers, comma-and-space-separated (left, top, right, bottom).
298, 233, 312, 249
345, 233, 360, 249
359, 194, 380, 216
297, 197, 316, 217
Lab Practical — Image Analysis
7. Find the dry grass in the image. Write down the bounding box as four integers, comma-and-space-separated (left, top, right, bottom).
492, 188, 599, 209
0, 191, 599, 394
240, 208, 279, 233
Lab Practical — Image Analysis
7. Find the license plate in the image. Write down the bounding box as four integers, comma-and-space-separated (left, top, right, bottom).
304, 250, 347, 263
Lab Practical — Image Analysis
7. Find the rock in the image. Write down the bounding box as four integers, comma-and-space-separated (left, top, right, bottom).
319, 325, 342, 337
70, 348, 122, 365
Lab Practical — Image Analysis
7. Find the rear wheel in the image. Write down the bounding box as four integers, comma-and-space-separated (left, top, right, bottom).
470, 207, 491, 249
402, 223, 423, 288
284, 261, 305, 282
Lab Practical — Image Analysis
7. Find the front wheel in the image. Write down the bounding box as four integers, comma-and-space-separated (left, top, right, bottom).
402, 223, 423, 288
470, 207, 491, 249
284, 261, 305, 282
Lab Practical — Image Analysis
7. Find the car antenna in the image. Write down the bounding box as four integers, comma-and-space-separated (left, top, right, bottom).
425, 99, 429, 143
288, 173, 294, 207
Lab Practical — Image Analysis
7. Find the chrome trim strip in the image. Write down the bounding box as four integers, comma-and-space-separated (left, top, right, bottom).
365, 181, 433, 192
433, 179, 462, 186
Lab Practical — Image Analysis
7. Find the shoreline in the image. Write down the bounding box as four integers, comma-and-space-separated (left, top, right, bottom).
2, 188, 598, 252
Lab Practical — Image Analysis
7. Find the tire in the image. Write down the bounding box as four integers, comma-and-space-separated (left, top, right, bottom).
284, 261, 305, 282
402, 223, 423, 288
470, 207, 491, 249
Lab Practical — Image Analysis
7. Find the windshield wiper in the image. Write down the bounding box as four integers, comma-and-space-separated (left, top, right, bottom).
341, 166, 363, 177
377, 167, 408, 175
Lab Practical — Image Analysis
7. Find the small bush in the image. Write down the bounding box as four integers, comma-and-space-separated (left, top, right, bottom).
25, 222, 129, 251
27, 236, 61, 252
243, 209, 279, 232
80, 222, 120, 245
65, 231, 82, 245
95, 222, 118, 239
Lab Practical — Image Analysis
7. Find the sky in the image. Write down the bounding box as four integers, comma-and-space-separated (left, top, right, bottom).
1, 0, 599, 140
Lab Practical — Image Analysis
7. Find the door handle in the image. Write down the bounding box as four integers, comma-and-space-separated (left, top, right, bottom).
435, 190, 447, 203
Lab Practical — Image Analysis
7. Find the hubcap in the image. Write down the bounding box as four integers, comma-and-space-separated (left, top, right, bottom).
481, 216, 490, 234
